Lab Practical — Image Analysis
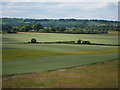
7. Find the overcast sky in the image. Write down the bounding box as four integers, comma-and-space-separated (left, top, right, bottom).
1, 1, 119, 21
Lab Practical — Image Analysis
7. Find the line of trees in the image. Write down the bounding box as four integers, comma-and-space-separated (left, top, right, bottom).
2, 18, 119, 28
3, 23, 43, 33
3, 23, 108, 34
2, 18, 120, 34
19, 23, 43, 32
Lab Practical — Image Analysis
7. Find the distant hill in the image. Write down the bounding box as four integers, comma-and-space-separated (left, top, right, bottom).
1, 18, 118, 27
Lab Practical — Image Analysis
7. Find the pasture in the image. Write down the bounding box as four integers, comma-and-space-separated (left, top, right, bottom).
3, 33, 118, 75
2, 32, 119, 76
2, 60, 118, 88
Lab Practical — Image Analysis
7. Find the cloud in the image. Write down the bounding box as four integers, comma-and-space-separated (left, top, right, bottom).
1, 2, 118, 21
2, 2, 114, 10
2, 0, 120, 2
66, 2, 110, 10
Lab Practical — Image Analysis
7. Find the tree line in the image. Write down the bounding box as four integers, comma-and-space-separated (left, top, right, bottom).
2, 23, 109, 34
1, 18, 120, 34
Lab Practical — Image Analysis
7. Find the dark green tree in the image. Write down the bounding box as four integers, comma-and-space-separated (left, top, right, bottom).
12, 27, 19, 32
77, 39, 82, 44
2, 24, 12, 31
50, 27, 56, 32
31, 38, 37, 43
33, 23, 43, 32
19, 25, 32, 32
59, 27, 66, 32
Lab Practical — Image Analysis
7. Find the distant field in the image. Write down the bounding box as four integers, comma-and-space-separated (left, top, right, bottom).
2, 32, 119, 76
108, 31, 120, 36
3, 32, 119, 44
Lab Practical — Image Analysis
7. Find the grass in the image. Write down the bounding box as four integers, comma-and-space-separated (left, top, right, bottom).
3, 32, 119, 44
3, 43, 118, 52
2, 32, 119, 88
59, 48, 119, 54
2, 32, 119, 76
2, 49, 66, 61
2, 52, 118, 76
3, 48, 119, 61
2, 60, 118, 88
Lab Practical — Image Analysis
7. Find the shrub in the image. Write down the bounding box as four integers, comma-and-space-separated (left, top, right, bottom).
82, 41, 91, 44
77, 39, 82, 44
7, 30, 17, 34
31, 38, 37, 43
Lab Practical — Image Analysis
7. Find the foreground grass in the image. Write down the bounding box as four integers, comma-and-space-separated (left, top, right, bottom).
2, 60, 118, 88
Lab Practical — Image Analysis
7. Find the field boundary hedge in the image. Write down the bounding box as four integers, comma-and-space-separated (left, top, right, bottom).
3, 41, 120, 46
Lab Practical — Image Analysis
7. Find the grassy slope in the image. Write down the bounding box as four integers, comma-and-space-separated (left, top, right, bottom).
2, 33, 119, 88
2, 49, 118, 76
2, 60, 118, 88
2, 33, 119, 76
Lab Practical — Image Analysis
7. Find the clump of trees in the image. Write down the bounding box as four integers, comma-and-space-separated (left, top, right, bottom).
32, 23, 43, 32
2, 23, 44, 33
19, 23, 43, 32
77, 39, 91, 44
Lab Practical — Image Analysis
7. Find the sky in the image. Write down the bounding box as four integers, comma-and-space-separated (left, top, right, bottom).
1, 0, 119, 21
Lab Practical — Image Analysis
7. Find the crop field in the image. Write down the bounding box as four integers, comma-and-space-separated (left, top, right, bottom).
2, 32, 119, 76
2, 32, 119, 88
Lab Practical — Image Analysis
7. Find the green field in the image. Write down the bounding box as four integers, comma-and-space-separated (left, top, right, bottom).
3, 32, 119, 44
2, 32, 119, 76
2, 60, 118, 88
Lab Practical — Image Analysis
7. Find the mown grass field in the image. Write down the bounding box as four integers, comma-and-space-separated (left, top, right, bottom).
3, 32, 119, 44
2, 32, 119, 88
2, 60, 118, 88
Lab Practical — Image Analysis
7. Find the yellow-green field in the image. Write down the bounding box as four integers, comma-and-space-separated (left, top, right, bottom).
2, 32, 119, 88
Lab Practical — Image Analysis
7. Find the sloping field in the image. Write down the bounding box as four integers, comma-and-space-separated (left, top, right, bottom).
2, 60, 118, 88
2, 33, 119, 76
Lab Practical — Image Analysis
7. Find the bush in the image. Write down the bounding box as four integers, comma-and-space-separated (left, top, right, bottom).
7, 30, 17, 34
31, 38, 37, 43
82, 41, 91, 44
77, 39, 82, 44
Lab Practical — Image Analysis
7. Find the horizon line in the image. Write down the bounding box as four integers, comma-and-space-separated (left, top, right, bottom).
1, 17, 118, 22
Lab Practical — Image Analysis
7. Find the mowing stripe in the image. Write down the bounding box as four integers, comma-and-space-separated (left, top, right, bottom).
58, 48, 119, 54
